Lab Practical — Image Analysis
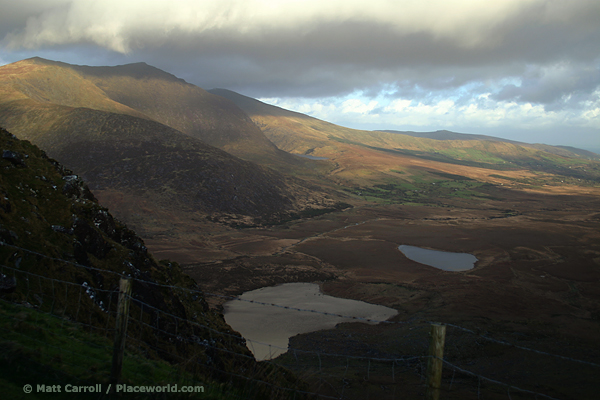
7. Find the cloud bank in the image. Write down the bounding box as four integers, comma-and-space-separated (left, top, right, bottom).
1, 0, 599, 149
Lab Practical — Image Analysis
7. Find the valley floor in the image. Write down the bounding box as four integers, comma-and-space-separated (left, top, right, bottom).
145, 186, 600, 399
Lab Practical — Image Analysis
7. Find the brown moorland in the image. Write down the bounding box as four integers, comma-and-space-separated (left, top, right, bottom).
184, 186, 600, 399
1, 59, 599, 398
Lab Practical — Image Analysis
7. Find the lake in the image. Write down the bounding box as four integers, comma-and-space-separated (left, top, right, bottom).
294, 154, 329, 160
398, 245, 477, 271
223, 282, 398, 360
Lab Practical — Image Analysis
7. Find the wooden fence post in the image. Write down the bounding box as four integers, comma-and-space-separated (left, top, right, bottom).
426, 323, 446, 400
110, 277, 132, 387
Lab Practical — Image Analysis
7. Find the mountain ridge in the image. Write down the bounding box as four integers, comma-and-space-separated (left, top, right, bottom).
211, 89, 597, 160
2, 58, 300, 166
210, 88, 600, 188
378, 129, 600, 160
0, 58, 339, 237
2, 57, 598, 260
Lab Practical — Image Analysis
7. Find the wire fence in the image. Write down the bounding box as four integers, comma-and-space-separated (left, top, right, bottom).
1, 240, 599, 399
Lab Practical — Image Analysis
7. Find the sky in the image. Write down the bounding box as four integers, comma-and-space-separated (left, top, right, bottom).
1, 0, 599, 152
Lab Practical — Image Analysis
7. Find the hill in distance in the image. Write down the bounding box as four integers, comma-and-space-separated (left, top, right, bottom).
210, 88, 600, 193
2, 57, 599, 264
377, 129, 600, 160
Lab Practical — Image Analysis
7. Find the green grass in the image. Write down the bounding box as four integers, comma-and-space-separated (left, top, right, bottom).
437, 148, 508, 164
0, 301, 242, 400
343, 176, 494, 205
329, 134, 600, 185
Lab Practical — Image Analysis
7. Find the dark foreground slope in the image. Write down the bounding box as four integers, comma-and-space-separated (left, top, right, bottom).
0, 127, 303, 399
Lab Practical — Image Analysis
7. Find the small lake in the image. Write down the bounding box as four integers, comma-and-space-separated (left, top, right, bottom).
294, 154, 329, 160
223, 283, 397, 361
398, 245, 477, 271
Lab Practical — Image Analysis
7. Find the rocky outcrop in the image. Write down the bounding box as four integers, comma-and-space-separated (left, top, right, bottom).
0, 273, 16, 293
2, 150, 26, 167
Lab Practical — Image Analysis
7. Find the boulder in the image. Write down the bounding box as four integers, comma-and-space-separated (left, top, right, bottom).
2, 150, 26, 167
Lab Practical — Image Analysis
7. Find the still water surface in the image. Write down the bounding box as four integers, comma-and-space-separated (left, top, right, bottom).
294, 154, 329, 160
398, 245, 477, 271
223, 282, 397, 360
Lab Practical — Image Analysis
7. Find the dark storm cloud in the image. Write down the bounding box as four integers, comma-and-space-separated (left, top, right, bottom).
135, 11, 600, 99
494, 63, 600, 110
2, 0, 599, 100
0, 1, 598, 151
0, 0, 69, 36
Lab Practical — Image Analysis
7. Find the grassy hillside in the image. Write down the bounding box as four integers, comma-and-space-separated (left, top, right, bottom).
0, 58, 146, 119
210, 89, 600, 190
0, 301, 242, 400
0, 127, 303, 398
379, 129, 600, 160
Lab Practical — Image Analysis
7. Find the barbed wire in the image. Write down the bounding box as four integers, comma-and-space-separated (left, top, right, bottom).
2, 240, 599, 399
442, 322, 600, 368
5, 240, 600, 374
3, 265, 400, 400
0, 300, 113, 364
1, 291, 323, 399
0, 283, 574, 400
0, 254, 423, 366
3, 240, 599, 369
123, 327, 341, 400
0, 247, 427, 398
0, 241, 408, 325
129, 327, 426, 400
0, 299, 258, 400
439, 357, 562, 400
128, 294, 425, 363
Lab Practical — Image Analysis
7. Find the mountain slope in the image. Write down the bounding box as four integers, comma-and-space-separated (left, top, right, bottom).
209, 88, 349, 155
0, 59, 338, 238
379, 129, 600, 160
210, 89, 600, 188
0, 57, 303, 169
0, 102, 333, 226
0, 57, 148, 119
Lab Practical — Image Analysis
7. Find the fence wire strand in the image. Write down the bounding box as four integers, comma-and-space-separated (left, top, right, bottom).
1, 241, 598, 399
